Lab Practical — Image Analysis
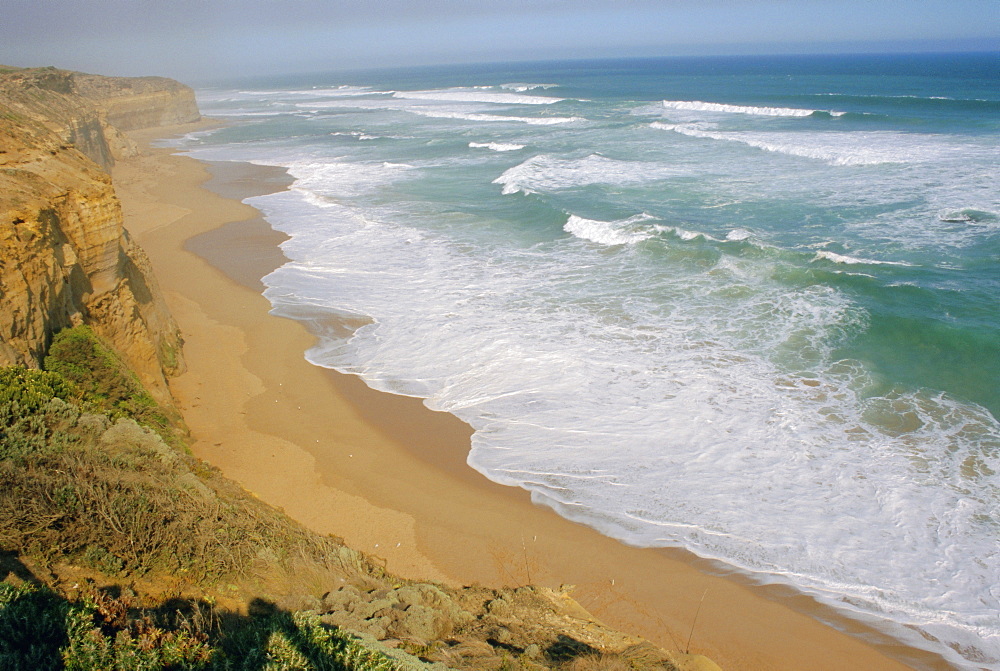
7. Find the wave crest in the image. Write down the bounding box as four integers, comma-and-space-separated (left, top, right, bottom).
651, 123, 940, 166
394, 88, 563, 105
938, 208, 999, 224
500, 82, 560, 92
812, 250, 914, 266
662, 99, 842, 117
410, 109, 582, 125
469, 141, 526, 152
564, 213, 657, 245
494, 154, 681, 195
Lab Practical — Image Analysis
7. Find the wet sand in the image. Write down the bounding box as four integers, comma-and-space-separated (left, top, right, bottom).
112, 123, 942, 671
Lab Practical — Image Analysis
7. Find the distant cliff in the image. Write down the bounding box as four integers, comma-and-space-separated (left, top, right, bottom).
0, 66, 194, 402
72, 71, 200, 132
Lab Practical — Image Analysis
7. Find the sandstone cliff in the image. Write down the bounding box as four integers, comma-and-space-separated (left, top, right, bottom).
73, 72, 200, 132
0, 66, 192, 402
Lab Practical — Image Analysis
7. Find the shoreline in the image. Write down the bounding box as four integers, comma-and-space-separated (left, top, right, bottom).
114, 123, 944, 671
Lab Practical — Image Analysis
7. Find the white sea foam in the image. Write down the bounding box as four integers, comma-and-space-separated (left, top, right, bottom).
817, 92, 995, 103
331, 131, 382, 141
662, 99, 842, 117
469, 141, 525, 152
408, 109, 582, 125
656, 225, 721, 242
241, 86, 378, 98
494, 154, 682, 195
152, 128, 221, 148
564, 213, 657, 245
293, 96, 580, 125
812, 250, 915, 266
500, 82, 560, 92
651, 122, 954, 166
285, 159, 415, 199
394, 88, 563, 105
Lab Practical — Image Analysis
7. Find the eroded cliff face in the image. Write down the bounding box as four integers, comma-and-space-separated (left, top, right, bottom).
0, 66, 191, 402
73, 72, 200, 132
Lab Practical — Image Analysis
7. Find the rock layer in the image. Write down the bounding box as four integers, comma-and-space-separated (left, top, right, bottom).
73, 72, 200, 132
0, 66, 192, 401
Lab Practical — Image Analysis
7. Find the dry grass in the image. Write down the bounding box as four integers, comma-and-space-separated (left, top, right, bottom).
564, 655, 636, 671
0, 366, 386, 593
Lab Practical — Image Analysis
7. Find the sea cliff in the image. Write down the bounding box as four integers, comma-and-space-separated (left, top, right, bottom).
0, 66, 191, 402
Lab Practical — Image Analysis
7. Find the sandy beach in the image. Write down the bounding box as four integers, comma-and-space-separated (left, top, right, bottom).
111, 123, 942, 671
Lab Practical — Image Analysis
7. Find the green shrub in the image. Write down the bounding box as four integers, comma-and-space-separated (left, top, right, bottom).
0, 367, 81, 459
44, 325, 150, 415
62, 592, 213, 671
0, 583, 407, 671
209, 606, 404, 671
0, 582, 68, 671
80, 545, 125, 577
0, 367, 78, 413
43, 326, 173, 440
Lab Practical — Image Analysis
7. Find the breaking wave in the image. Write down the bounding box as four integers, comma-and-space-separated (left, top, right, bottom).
394, 88, 563, 105
812, 251, 915, 266
469, 142, 526, 152
564, 213, 657, 245
409, 109, 582, 125
500, 82, 560, 92
662, 99, 844, 117
651, 123, 949, 166
494, 154, 682, 195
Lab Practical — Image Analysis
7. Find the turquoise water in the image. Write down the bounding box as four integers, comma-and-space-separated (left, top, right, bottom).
179, 53, 999, 667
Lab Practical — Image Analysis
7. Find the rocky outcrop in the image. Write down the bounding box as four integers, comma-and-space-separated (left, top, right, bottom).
0, 67, 189, 402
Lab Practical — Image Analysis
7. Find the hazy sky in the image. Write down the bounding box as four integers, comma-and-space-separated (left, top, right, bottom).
1, 0, 997, 83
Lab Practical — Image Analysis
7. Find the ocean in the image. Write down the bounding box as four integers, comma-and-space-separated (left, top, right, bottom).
174, 53, 999, 668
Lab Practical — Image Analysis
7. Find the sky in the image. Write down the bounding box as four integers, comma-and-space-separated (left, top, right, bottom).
1, 0, 997, 83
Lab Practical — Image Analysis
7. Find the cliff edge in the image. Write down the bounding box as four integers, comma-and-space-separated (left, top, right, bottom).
0, 66, 194, 402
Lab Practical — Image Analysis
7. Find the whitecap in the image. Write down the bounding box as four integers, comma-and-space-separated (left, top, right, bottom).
469, 142, 526, 152
500, 82, 560, 92
409, 109, 582, 125
655, 225, 721, 242
564, 213, 657, 245
812, 250, 914, 266
286, 159, 415, 199
494, 154, 681, 195
652, 123, 955, 166
394, 88, 563, 105
331, 131, 381, 141
662, 99, 841, 117
240, 86, 379, 98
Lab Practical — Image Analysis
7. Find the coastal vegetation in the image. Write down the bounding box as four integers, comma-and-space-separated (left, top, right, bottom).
0, 329, 409, 669
42, 325, 179, 444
